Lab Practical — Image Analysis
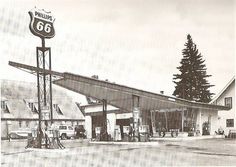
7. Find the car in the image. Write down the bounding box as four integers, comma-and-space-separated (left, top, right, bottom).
75, 125, 86, 139
9, 130, 31, 139
58, 125, 75, 140
227, 129, 236, 139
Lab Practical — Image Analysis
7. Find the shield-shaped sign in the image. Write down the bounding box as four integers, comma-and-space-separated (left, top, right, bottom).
29, 7, 55, 39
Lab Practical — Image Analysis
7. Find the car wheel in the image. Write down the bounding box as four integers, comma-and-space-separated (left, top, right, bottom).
159, 131, 165, 137
171, 131, 178, 138
61, 134, 67, 140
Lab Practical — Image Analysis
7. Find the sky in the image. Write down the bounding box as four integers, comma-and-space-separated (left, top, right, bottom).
0, 0, 235, 102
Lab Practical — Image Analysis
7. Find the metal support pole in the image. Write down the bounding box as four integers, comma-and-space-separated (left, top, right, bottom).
6, 122, 9, 141
42, 38, 47, 107
41, 38, 48, 148
132, 95, 140, 142
181, 109, 184, 132
36, 47, 42, 148
102, 99, 108, 141
36, 38, 52, 148
49, 48, 53, 124
165, 110, 168, 131
132, 96, 135, 140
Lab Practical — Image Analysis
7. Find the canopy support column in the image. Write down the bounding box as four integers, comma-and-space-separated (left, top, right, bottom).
150, 110, 156, 135
181, 108, 184, 132
101, 99, 108, 141
132, 95, 140, 142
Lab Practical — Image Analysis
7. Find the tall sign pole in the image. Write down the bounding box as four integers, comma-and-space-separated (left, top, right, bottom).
29, 7, 55, 148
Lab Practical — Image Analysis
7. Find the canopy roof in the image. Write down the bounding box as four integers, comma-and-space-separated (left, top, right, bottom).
54, 72, 229, 112
9, 61, 229, 113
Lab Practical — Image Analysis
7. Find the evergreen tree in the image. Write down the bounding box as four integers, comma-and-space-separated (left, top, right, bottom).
173, 34, 214, 103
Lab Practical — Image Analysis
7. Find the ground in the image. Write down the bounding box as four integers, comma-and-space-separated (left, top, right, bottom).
1, 138, 236, 166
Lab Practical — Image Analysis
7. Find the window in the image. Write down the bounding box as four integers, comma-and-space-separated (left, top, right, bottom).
53, 104, 57, 109
59, 126, 67, 130
1, 101, 7, 110
28, 102, 34, 111
53, 104, 63, 115
226, 119, 234, 127
26, 121, 30, 128
225, 97, 232, 108
19, 121, 22, 128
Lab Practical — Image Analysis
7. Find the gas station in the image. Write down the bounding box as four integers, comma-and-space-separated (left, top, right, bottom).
8, 7, 229, 148
9, 61, 229, 143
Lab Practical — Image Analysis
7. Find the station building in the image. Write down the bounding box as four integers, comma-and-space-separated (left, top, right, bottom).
81, 96, 229, 140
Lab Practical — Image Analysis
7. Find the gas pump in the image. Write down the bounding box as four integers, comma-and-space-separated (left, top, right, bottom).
123, 126, 131, 142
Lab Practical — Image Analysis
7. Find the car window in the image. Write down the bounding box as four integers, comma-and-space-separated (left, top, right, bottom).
59, 126, 67, 130
17, 132, 28, 134
68, 126, 73, 130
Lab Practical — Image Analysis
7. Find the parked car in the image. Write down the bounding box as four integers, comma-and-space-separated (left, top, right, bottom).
9, 130, 31, 139
75, 125, 86, 139
227, 130, 236, 139
58, 125, 75, 140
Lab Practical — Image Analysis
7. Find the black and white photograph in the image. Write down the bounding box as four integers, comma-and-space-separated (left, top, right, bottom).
0, 0, 235, 166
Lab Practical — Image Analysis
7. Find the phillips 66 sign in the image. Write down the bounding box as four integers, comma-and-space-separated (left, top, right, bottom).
29, 8, 55, 39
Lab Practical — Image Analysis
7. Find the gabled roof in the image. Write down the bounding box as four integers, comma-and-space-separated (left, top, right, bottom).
210, 76, 235, 104
1, 79, 85, 120
1, 108, 14, 119
6, 99, 36, 119
1, 80, 37, 100
54, 98, 84, 120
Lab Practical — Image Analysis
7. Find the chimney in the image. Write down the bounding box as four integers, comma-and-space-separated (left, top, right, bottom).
160, 91, 164, 94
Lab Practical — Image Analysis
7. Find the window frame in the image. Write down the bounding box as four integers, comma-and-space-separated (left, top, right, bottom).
225, 97, 232, 109
26, 121, 30, 128
226, 119, 234, 127
1, 101, 7, 110
19, 121, 22, 128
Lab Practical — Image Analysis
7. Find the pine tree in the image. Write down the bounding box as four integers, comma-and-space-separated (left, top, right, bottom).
173, 34, 214, 103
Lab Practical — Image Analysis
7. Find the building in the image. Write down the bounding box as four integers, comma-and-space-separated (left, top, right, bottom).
1, 80, 85, 139
211, 76, 235, 135
8, 62, 230, 141
81, 102, 229, 140
81, 103, 133, 139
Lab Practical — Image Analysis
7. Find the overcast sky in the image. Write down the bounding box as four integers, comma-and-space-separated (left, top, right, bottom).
0, 0, 235, 101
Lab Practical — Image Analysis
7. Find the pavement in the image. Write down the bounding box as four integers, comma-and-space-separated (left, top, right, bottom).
1, 138, 236, 166
90, 141, 159, 146
89, 134, 225, 145
150, 134, 225, 141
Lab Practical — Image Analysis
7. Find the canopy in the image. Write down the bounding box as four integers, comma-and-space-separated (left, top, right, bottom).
9, 61, 229, 113
54, 72, 229, 112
